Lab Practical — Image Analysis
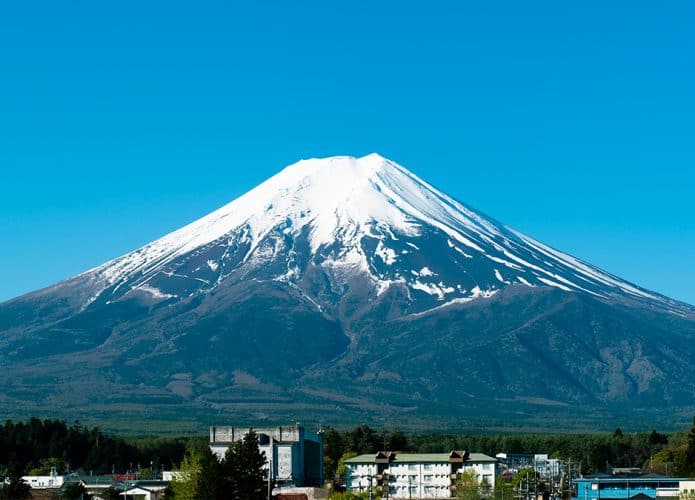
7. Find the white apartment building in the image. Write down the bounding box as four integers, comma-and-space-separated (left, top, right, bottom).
345, 451, 498, 499
679, 480, 695, 496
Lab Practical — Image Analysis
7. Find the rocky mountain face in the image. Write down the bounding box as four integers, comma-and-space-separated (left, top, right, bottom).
1, 154, 693, 432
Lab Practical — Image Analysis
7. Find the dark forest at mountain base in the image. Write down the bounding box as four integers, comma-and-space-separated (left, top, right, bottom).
1, 417, 694, 480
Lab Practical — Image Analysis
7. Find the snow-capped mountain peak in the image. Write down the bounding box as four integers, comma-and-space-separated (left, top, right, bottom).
77, 154, 690, 316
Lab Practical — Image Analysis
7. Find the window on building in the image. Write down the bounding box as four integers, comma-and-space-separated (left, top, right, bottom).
408, 464, 418, 471
424, 464, 432, 470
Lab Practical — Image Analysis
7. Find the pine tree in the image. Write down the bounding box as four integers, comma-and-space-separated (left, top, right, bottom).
685, 417, 695, 475
0, 459, 31, 500
223, 430, 267, 500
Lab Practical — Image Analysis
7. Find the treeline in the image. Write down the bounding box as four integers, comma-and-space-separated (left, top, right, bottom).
0, 418, 197, 475
2, 417, 694, 481
322, 419, 695, 479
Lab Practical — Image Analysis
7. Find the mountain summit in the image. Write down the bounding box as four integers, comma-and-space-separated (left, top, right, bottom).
73, 154, 688, 316
1, 154, 694, 431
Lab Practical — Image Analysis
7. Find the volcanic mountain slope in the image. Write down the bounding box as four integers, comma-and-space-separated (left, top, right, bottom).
1, 154, 693, 431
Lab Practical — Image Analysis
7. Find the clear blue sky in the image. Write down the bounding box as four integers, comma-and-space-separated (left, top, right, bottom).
1, 1, 693, 305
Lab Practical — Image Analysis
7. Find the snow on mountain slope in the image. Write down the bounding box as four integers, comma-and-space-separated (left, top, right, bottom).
75, 153, 690, 316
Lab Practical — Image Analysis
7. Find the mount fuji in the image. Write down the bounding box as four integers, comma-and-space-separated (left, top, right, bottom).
1, 154, 694, 431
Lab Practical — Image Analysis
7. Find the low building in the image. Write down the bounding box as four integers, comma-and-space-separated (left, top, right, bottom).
209, 424, 323, 487
80, 475, 119, 498
495, 453, 534, 474
21, 469, 80, 489
345, 450, 498, 499
573, 475, 687, 500
21, 474, 66, 490
496, 453, 562, 479
273, 486, 330, 500
162, 470, 184, 481
119, 481, 169, 500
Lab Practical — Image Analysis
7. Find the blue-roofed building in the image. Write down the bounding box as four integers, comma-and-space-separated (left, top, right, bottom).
573, 475, 685, 500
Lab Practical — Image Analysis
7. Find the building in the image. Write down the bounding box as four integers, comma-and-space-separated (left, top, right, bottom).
209, 424, 323, 487
495, 453, 535, 474
574, 475, 687, 500
20, 474, 67, 490
162, 470, 184, 481
345, 450, 498, 499
273, 486, 330, 499
80, 475, 119, 498
20, 469, 79, 489
679, 481, 695, 497
118, 481, 169, 500
495, 453, 562, 479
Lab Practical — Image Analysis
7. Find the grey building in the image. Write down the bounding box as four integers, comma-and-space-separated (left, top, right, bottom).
209, 424, 323, 487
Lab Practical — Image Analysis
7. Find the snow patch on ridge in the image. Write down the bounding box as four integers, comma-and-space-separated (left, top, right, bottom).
134, 284, 178, 300
537, 277, 572, 292
375, 240, 397, 265
494, 269, 510, 284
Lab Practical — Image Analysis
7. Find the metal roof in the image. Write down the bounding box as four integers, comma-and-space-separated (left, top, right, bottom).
574, 477, 686, 483
345, 452, 496, 464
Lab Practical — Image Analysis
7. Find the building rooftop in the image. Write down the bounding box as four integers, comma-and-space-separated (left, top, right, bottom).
345, 452, 497, 464
575, 476, 686, 482
80, 475, 117, 485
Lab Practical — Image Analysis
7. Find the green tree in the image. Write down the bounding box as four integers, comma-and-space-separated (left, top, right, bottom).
330, 491, 381, 500
62, 482, 91, 500
223, 430, 267, 500
168, 445, 226, 500
329, 492, 375, 499
322, 426, 344, 481
0, 460, 31, 500
99, 487, 121, 500
337, 452, 358, 482
495, 475, 514, 500
28, 457, 68, 475
685, 417, 695, 475
386, 428, 410, 451
196, 447, 226, 500
479, 477, 492, 498
168, 447, 205, 499
456, 470, 481, 500
344, 425, 378, 454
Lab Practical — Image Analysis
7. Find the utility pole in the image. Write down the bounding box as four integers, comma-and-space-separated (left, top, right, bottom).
267, 435, 273, 500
